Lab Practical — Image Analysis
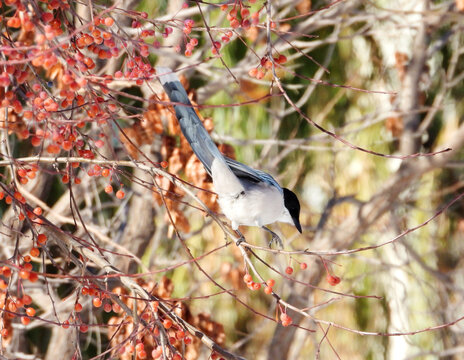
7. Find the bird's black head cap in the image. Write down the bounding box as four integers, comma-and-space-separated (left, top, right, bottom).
283, 188, 302, 233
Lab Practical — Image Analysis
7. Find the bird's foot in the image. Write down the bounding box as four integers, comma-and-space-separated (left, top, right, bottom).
262, 226, 283, 249
235, 229, 246, 246
268, 234, 283, 249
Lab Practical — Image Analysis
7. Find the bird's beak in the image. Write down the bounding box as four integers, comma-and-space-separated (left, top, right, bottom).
293, 216, 302, 234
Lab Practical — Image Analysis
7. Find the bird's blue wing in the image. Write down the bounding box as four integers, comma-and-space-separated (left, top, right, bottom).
224, 157, 283, 193
156, 67, 225, 176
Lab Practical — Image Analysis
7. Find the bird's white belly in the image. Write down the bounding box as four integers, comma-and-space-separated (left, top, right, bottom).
217, 183, 285, 229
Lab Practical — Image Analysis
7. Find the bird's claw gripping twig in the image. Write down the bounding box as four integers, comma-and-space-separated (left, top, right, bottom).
235, 229, 246, 246
262, 226, 283, 249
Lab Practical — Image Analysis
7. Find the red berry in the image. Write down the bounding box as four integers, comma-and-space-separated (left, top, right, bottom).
105, 185, 113, 193
115, 190, 125, 199
37, 234, 47, 244
326, 274, 341, 286
266, 279, 275, 287
282, 317, 292, 327
264, 286, 272, 294
277, 54, 287, 64
80, 324, 88, 333
300, 262, 307, 270
285, 266, 293, 275
75, 303, 83, 312
163, 319, 172, 329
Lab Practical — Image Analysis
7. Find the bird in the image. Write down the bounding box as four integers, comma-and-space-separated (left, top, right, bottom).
156, 67, 302, 246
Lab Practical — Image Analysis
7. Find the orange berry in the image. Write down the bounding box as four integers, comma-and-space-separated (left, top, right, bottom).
104, 185, 113, 193
75, 303, 83, 312
256, 69, 266, 80
62, 141, 72, 151
163, 319, 173, 329
31, 136, 42, 147
37, 234, 47, 244
28, 272, 39, 282
2, 266, 11, 277
104, 17, 114, 26
115, 190, 125, 199
266, 279, 275, 287
101, 169, 110, 177
33, 207, 42, 216
248, 68, 258, 77
21, 316, 31, 325
93, 297, 102, 308
22, 295, 32, 305
19, 270, 30, 280
243, 274, 252, 283
26, 307, 36, 316
46, 144, 60, 154
264, 286, 272, 294
0, 280, 7, 289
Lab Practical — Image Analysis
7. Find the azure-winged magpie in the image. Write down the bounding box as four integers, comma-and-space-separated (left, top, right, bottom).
156, 67, 301, 246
